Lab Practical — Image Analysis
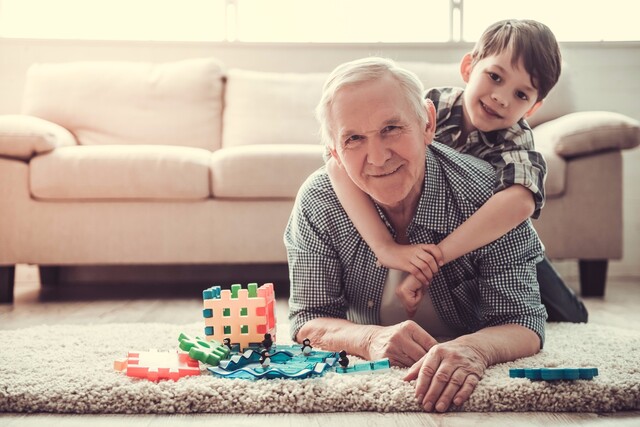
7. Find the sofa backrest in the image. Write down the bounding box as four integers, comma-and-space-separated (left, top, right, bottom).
22, 58, 225, 151
220, 60, 576, 150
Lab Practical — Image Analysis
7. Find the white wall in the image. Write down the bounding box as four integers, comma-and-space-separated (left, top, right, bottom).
1, 39, 638, 278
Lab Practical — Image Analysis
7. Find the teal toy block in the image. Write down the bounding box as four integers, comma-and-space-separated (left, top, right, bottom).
178, 333, 230, 366
335, 358, 391, 374
509, 367, 599, 381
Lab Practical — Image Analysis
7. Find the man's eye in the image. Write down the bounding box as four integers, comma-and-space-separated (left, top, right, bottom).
344, 135, 362, 145
516, 91, 529, 101
488, 72, 501, 82
382, 125, 400, 134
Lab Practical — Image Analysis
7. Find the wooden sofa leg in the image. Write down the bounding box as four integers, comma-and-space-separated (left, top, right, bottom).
39, 266, 60, 286
0, 265, 16, 303
579, 259, 608, 297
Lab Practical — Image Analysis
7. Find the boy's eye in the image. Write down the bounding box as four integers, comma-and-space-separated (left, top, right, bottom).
516, 91, 529, 101
488, 72, 501, 82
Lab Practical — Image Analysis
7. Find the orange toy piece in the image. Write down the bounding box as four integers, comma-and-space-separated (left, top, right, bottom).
202, 283, 276, 349
114, 350, 201, 381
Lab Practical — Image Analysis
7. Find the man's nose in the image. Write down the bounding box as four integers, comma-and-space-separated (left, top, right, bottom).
366, 138, 391, 166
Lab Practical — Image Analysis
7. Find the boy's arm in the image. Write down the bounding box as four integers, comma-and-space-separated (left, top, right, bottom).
438, 184, 534, 264
327, 158, 442, 284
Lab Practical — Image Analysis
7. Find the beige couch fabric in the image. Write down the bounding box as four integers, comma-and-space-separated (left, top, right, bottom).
22, 58, 225, 151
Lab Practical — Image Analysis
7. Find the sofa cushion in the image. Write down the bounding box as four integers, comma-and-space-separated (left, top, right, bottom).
30, 145, 212, 200
210, 144, 324, 198
22, 58, 224, 151
222, 69, 327, 148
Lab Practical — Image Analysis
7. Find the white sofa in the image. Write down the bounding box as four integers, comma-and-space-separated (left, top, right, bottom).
0, 57, 638, 303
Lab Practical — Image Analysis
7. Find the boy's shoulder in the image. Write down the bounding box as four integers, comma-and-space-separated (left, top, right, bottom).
425, 86, 464, 107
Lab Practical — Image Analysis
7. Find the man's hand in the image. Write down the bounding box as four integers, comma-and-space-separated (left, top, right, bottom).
403, 340, 487, 412
366, 320, 438, 367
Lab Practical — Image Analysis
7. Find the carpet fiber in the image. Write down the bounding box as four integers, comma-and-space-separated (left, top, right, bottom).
1, 322, 638, 413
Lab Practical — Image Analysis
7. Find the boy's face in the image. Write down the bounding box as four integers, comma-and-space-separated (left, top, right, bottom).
460, 51, 542, 133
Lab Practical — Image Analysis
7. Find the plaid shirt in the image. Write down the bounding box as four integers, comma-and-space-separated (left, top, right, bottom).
427, 87, 547, 219
285, 143, 547, 345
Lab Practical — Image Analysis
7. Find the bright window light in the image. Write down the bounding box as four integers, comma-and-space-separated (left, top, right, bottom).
235, 0, 449, 43
463, 0, 640, 42
0, 0, 226, 41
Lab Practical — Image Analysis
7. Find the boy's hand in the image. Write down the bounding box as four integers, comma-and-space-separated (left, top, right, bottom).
396, 275, 424, 318
377, 243, 444, 286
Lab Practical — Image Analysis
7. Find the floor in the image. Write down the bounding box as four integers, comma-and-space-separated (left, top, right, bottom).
1, 264, 639, 426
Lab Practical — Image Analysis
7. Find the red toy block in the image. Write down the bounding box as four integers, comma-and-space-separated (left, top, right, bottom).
114, 350, 201, 382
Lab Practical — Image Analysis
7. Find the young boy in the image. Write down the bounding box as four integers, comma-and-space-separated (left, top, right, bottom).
327, 19, 588, 322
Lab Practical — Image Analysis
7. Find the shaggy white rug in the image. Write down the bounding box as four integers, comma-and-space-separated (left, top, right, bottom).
0, 322, 638, 413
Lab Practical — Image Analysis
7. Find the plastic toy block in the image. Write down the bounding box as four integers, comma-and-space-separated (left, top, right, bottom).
202, 282, 276, 349
208, 346, 340, 380
114, 350, 200, 381
509, 367, 599, 381
178, 333, 230, 366
208, 361, 331, 380
335, 358, 391, 374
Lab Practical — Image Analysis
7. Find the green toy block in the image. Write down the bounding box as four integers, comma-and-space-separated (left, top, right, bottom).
178, 333, 230, 366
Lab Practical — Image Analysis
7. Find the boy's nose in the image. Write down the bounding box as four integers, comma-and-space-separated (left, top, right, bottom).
491, 92, 508, 108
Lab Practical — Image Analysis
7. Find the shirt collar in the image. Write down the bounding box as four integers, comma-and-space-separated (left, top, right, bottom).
410, 146, 450, 234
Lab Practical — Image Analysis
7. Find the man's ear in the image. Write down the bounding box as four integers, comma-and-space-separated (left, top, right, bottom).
423, 99, 437, 145
460, 53, 474, 83
524, 100, 543, 119
328, 144, 343, 167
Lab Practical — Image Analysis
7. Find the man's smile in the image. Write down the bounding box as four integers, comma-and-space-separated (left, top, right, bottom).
368, 164, 402, 178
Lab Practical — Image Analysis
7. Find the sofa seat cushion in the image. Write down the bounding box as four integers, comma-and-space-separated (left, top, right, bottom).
30, 145, 212, 200
211, 144, 324, 198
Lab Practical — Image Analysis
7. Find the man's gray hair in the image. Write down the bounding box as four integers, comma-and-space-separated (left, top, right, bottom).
315, 57, 427, 148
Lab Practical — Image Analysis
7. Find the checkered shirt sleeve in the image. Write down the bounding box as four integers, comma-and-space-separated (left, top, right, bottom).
426, 87, 547, 219
284, 144, 547, 346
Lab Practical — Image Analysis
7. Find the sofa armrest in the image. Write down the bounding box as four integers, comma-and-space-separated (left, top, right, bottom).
533, 111, 640, 158
0, 114, 77, 160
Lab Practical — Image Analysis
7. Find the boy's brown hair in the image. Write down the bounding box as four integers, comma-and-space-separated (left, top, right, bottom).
471, 19, 561, 101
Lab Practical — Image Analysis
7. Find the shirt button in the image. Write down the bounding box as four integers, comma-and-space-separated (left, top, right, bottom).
367, 300, 374, 308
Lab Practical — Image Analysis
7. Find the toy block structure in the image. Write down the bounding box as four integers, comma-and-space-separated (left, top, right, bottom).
202, 282, 276, 349
114, 350, 200, 381
509, 367, 599, 381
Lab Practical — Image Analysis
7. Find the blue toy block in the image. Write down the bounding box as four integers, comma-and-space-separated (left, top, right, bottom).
509, 367, 599, 381
203, 286, 221, 300
335, 358, 391, 374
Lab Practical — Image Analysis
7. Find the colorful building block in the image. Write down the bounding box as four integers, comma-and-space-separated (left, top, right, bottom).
178, 333, 230, 366
509, 367, 599, 381
202, 282, 276, 349
114, 350, 200, 381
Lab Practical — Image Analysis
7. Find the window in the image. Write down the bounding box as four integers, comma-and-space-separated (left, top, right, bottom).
0, 0, 638, 42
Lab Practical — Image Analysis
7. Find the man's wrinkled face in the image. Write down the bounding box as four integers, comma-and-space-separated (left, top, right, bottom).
328, 75, 433, 210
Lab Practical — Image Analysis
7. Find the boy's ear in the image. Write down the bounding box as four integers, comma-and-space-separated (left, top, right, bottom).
524, 100, 544, 119
460, 53, 474, 83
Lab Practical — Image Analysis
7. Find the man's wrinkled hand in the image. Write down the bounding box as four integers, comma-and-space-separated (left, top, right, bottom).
366, 320, 438, 367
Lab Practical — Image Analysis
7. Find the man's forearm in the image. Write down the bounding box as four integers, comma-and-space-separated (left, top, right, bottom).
455, 323, 541, 366
296, 317, 378, 359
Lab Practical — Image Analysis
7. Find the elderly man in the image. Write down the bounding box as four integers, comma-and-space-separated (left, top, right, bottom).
284, 57, 546, 412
